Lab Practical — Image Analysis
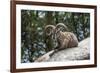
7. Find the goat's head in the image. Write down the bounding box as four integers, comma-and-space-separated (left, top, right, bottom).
44, 23, 67, 37
44, 23, 68, 49
44, 25, 55, 38
44, 25, 57, 49
54, 23, 68, 39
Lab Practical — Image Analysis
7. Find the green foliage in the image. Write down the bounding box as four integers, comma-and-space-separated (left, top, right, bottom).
21, 10, 90, 63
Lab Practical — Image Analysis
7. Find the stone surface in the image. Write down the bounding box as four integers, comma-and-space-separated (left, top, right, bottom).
46, 37, 90, 62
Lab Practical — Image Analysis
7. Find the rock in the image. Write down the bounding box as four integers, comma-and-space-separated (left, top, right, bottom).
34, 38, 90, 62
46, 37, 90, 62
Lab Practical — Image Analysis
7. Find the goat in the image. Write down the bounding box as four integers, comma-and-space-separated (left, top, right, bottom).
54, 23, 78, 51
45, 23, 78, 51
34, 23, 78, 62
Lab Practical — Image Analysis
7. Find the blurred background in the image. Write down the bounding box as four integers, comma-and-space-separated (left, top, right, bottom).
21, 10, 90, 63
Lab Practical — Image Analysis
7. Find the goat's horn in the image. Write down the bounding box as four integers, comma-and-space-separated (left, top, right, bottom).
56, 23, 67, 31
44, 25, 55, 36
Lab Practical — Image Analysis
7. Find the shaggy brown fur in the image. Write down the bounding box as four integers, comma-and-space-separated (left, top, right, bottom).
45, 23, 78, 51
